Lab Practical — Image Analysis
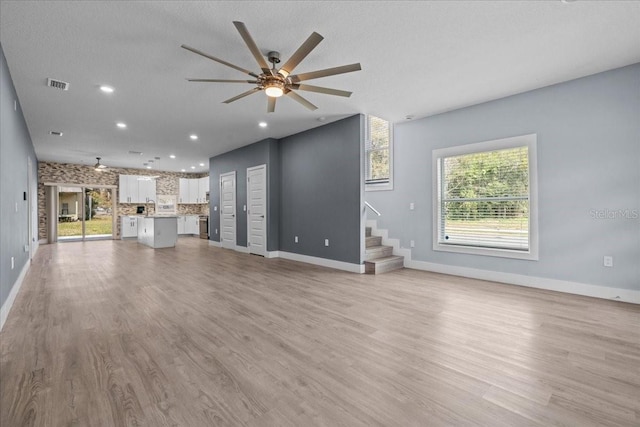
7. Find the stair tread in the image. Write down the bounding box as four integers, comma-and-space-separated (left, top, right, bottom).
365, 255, 404, 264
365, 245, 393, 252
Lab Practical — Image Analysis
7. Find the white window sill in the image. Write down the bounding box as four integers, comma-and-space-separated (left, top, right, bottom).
365, 182, 393, 192
433, 242, 538, 260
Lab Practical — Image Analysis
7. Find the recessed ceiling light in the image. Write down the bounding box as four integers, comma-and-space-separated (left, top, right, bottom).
116, 122, 127, 128
181, 169, 186, 172
170, 154, 176, 159
317, 117, 326, 122
190, 134, 198, 140
190, 166, 196, 169
259, 122, 267, 128
199, 163, 205, 167
100, 85, 114, 93
146, 166, 152, 169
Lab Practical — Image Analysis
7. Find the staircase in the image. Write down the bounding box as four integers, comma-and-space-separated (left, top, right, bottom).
364, 226, 404, 274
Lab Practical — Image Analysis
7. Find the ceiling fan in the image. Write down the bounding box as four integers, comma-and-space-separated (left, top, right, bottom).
94, 157, 107, 171
181, 21, 361, 112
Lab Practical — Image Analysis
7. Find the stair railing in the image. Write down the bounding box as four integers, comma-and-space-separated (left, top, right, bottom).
364, 201, 381, 216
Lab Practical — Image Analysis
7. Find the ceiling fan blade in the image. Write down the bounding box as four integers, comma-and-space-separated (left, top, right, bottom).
181, 44, 259, 78
223, 87, 262, 104
187, 79, 258, 83
285, 90, 318, 111
290, 84, 352, 97
278, 32, 324, 78
267, 96, 276, 113
289, 63, 362, 83
233, 21, 273, 75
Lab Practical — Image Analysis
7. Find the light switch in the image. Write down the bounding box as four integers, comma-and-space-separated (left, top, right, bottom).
409, 202, 415, 210
604, 256, 613, 267
214, 206, 218, 211
243, 205, 247, 211
325, 239, 329, 246
410, 240, 415, 248
295, 236, 298, 243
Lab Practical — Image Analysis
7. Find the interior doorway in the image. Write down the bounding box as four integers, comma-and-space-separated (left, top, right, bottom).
220, 171, 237, 249
56, 186, 114, 241
247, 165, 267, 256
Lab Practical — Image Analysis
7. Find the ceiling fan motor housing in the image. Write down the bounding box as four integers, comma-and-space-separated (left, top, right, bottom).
267, 51, 281, 64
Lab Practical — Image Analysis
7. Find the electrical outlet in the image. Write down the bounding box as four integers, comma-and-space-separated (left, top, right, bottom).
409, 202, 415, 210
243, 205, 246, 211
410, 240, 415, 248
604, 256, 613, 267
214, 206, 218, 211
324, 239, 329, 247
215, 228, 218, 234
294, 236, 298, 243
24, 245, 29, 252
11, 257, 15, 270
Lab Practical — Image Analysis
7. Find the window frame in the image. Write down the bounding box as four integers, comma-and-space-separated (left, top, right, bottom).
432, 134, 539, 260
365, 115, 394, 191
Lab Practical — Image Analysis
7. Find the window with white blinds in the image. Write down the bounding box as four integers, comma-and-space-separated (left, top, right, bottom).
365, 115, 393, 190
433, 134, 538, 260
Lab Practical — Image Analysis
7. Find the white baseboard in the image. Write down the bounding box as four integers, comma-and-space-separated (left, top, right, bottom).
235, 245, 250, 254
405, 259, 640, 304
0, 259, 30, 331
366, 219, 639, 304
278, 251, 364, 274
208, 240, 222, 247
38, 238, 47, 244
265, 251, 280, 259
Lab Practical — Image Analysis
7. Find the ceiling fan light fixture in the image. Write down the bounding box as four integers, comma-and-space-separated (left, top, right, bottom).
94, 157, 107, 171
264, 80, 284, 98
265, 86, 284, 98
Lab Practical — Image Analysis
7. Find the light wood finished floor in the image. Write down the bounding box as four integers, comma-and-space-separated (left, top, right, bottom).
1, 238, 639, 426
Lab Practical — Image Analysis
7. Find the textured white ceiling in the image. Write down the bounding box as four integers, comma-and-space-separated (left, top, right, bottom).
1, 1, 639, 172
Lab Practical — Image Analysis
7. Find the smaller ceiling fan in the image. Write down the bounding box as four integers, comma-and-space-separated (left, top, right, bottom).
182, 21, 362, 112
94, 157, 107, 171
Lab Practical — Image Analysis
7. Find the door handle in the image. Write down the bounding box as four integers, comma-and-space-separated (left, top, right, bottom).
231, 214, 235, 217
260, 215, 264, 218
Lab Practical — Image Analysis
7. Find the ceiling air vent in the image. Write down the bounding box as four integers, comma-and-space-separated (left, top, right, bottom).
129, 150, 143, 155
49, 131, 63, 136
47, 78, 69, 91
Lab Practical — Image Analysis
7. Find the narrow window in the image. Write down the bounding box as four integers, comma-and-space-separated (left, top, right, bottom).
365, 115, 393, 190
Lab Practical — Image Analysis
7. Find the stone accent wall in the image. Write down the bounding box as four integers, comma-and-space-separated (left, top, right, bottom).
38, 162, 209, 240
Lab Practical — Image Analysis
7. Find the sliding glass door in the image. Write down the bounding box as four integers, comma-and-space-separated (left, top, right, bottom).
57, 186, 114, 241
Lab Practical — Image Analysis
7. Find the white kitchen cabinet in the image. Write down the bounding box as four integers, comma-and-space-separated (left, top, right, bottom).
178, 178, 190, 204
177, 215, 199, 235
119, 175, 137, 203
179, 177, 209, 204
120, 216, 138, 238
138, 178, 156, 203
119, 175, 156, 203
199, 176, 209, 202
177, 215, 185, 234
186, 215, 199, 234
189, 179, 200, 203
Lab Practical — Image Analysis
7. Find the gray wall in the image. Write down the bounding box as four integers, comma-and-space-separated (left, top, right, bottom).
0, 43, 38, 308
279, 115, 362, 264
209, 138, 279, 251
209, 115, 363, 265
366, 64, 640, 290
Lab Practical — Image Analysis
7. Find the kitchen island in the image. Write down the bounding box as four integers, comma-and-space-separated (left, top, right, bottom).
137, 216, 178, 248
